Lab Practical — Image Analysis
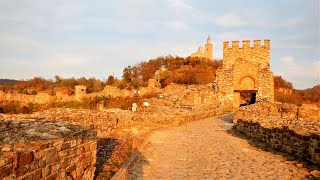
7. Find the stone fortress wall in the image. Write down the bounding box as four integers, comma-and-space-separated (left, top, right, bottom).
0, 108, 132, 137
216, 39, 274, 107
0, 39, 274, 109
0, 79, 161, 105
223, 40, 270, 68
0, 83, 234, 179
233, 102, 320, 165
0, 120, 97, 180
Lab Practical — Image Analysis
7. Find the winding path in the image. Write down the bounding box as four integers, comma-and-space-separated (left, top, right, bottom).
128, 114, 309, 179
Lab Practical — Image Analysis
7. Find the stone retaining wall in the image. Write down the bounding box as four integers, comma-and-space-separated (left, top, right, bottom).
234, 119, 320, 165
235, 102, 320, 122
233, 102, 320, 165
0, 108, 134, 137
0, 120, 97, 180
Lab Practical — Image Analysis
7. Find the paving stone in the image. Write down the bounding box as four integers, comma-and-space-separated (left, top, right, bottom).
128, 115, 309, 179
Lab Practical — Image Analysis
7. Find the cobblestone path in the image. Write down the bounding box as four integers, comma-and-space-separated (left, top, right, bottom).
128, 114, 309, 179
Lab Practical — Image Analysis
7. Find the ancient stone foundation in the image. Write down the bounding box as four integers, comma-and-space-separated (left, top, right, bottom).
0, 108, 133, 137
0, 120, 97, 180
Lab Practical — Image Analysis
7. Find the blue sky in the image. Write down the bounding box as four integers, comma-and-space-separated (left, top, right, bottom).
0, 0, 319, 89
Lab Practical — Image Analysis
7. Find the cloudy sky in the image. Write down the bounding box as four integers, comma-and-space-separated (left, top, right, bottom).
0, 0, 319, 89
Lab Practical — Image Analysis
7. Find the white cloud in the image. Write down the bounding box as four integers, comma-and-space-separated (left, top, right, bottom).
282, 17, 304, 27
213, 13, 248, 27
282, 16, 314, 28
280, 56, 295, 65
214, 32, 241, 42
273, 34, 316, 49
164, 21, 191, 32
168, 0, 192, 11
278, 56, 320, 89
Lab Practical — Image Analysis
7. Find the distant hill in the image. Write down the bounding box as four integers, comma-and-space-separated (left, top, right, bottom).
274, 76, 319, 105
0, 79, 19, 85
310, 84, 320, 91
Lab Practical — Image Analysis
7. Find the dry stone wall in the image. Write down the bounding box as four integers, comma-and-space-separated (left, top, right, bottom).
0, 79, 161, 105
0, 120, 97, 180
234, 102, 320, 122
233, 102, 320, 165
0, 108, 134, 137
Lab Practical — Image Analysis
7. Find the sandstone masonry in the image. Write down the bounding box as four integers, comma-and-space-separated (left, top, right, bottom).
190, 36, 213, 60
233, 102, 320, 165
216, 40, 274, 108
0, 120, 97, 180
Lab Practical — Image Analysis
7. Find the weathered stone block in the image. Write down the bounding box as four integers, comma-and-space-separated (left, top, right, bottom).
21, 172, 33, 180
76, 166, 84, 177
45, 148, 58, 164
0, 164, 13, 179
45, 173, 57, 180
60, 156, 72, 169
42, 164, 51, 177
83, 143, 91, 152
34, 150, 44, 160
61, 142, 71, 150
90, 142, 97, 152
66, 164, 76, 173
14, 165, 28, 177
0, 158, 7, 168
18, 151, 34, 166
28, 160, 40, 171
30, 142, 50, 150
33, 168, 42, 180
38, 159, 46, 168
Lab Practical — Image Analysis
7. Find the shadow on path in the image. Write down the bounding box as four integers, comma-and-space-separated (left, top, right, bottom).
227, 127, 320, 178
94, 138, 118, 179
127, 148, 149, 180
217, 113, 234, 123
216, 113, 234, 130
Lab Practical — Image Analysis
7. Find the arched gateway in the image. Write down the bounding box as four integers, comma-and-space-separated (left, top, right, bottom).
216, 39, 274, 108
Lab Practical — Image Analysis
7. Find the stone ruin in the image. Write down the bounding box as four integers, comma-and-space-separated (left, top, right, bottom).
0, 119, 97, 179
0, 79, 161, 105
233, 102, 320, 166
216, 39, 274, 108
0, 38, 275, 111
74, 85, 87, 101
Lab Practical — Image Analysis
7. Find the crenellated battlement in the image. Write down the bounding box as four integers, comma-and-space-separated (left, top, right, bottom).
223, 39, 270, 50
217, 37, 274, 108
223, 39, 271, 69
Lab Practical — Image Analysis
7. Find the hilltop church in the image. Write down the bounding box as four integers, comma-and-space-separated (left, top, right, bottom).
190, 35, 213, 60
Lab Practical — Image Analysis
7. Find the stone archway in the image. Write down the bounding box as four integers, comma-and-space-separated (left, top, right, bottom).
233, 90, 258, 107
233, 76, 258, 107
238, 76, 256, 90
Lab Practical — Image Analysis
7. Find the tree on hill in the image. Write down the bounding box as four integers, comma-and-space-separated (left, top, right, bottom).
106, 75, 115, 85
273, 76, 319, 105
0, 79, 19, 85
121, 55, 222, 87
274, 76, 293, 89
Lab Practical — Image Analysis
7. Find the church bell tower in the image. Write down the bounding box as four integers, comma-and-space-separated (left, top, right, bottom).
205, 35, 213, 60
